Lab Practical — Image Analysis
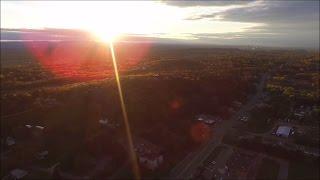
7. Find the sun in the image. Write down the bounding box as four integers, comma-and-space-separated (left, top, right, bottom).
90, 28, 121, 42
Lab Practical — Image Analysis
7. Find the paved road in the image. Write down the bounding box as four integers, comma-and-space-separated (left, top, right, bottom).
213, 147, 233, 170
277, 160, 289, 180
170, 72, 269, 179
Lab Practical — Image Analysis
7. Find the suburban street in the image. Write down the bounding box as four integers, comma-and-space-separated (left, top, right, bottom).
169, 72, 270, 179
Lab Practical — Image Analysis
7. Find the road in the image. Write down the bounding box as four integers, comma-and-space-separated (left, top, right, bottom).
169, 72, 269, 179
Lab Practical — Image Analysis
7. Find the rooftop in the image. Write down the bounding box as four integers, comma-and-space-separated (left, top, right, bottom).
10, 169, 28, 179
276, 126, 292, 137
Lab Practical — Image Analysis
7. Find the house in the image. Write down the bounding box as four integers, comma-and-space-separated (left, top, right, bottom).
294, 112, 304, 118
132, 137, 164, 171
35, 126, 44, 130
37, 150, 49, 160
138, 152, 163, 171
196, 114, 207, 121
98, 118, 120, 128
118, 136, 164, 171
275, 126, 293, 137
294, 106, 308, 118
7, 169, 28, 179
25, 125, 32, 129
12, 124, 45, 143
303, 147, 320, 157
6, 137, 15, 146
238, 115, 249, 122
23, 124, 45, 132
232, 101, 242, 108
195, 114, 221, 125
99, 118, 108, 126
204, 119, 216, 124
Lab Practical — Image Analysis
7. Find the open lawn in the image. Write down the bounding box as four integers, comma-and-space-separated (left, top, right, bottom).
255, 158, 280, 180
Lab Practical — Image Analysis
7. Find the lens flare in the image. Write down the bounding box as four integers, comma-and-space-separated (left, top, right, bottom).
109, 41, 140, 180
190, 122, 211, 143
22, 30, 151, 81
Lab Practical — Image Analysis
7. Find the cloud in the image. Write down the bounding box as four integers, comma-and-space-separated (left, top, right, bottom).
182, 32, 309, 49
218, 1, 316, 23
163, 0, 255, 7
0, 28, 91, 41
190, 28, 318, 49
185, 1, 319, 24
184, 14, 224, 20
182, 1, 319, 49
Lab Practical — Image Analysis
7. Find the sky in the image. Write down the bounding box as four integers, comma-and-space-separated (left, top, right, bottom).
1, 0, 319, 49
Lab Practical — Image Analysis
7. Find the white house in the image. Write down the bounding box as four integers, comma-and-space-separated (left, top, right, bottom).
35, 126, 45, 130
99, 118, 109, 126
275, 126, 293, 137
25, 125, 32, 128
195, 114, 221, 125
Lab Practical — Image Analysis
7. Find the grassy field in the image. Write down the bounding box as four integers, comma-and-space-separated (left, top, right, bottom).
288, 161, 319, 180
256, 158, 280, 180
